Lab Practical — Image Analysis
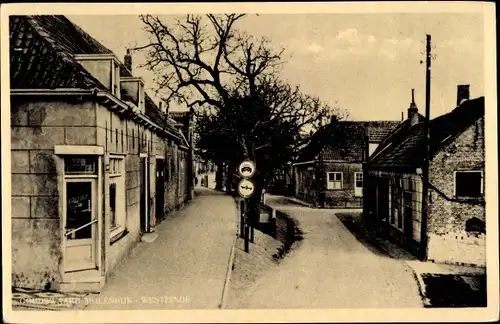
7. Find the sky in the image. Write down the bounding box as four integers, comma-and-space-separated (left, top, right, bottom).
67, 12, 485, 121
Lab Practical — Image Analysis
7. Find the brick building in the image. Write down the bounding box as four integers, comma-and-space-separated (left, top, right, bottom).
364, 86, 486, 267
293, 120, 400, 208
10, 15, 193, 292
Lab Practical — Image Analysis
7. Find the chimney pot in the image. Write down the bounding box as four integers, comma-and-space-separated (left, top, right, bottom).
457, 84, 470, 106
124, 49, 132, 73
408, 88, 419, 126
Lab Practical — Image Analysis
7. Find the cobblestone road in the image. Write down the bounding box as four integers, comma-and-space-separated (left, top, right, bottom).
83, 188, 237, 310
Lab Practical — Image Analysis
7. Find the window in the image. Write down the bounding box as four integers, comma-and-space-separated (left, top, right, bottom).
109, 183, 117, 228
455, 171, 483, 198
354, 172, 363, 197
109, 157, 125, 235
327, 172, 343, 190
64, 156, 97, 174
368, 143, 379, 156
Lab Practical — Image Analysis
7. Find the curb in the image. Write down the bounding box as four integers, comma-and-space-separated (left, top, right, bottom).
408, 268, 432, 307
218, 197, 240, 309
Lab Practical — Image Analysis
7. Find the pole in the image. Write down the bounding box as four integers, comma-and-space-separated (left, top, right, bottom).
239, 199, 245, 239
250, 213, 255, 243
420, 34, 431, 261
244, 198, 249, 253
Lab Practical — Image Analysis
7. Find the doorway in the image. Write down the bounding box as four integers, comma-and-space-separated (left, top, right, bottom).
64, 179, 97, 272
155, 159, 165, 224
140, 156, 149, 232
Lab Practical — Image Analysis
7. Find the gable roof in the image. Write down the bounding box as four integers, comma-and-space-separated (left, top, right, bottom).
10, 15, 105, 89
297, 120, 400, 163
10, 15, 185, 143
367, 97, 485, 172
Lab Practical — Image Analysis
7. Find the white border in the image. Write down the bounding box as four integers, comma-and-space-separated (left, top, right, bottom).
2, 2, 498, 324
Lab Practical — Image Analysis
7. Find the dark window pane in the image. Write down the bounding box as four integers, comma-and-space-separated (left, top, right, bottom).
65, 156, 97, 174
456, 172, 482, 197
110, 183, 116, 228
66, 182, 92, 239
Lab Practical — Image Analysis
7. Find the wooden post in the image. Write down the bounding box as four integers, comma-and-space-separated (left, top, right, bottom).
420, 34, 432, 261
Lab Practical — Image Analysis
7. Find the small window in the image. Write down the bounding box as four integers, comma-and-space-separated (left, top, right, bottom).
327, 172, 343, 190
455, 171, 483, 198
368, 143, 379, 156
355, 172, 363, 188
64, 156, 97, 174
110, 157, 123, 176
465, 217, 485, 234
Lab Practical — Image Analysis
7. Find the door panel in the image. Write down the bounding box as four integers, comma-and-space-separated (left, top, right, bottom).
140, 157, 149, 232
64, 180, 96, 272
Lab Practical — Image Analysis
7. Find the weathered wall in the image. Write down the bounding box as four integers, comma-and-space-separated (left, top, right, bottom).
77, 59, 112, 90
11, 97, 96, 289
97, 104, 142, 274
427, 118, 486, 266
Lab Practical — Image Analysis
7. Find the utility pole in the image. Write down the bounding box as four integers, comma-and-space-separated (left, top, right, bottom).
420, 34, 431, 261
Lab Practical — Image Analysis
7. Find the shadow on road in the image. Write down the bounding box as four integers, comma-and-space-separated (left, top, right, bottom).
336, 212, 417, 261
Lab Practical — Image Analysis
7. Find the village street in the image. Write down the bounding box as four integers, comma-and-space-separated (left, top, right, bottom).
83, 188, 237, 310
237, 195, 424, 309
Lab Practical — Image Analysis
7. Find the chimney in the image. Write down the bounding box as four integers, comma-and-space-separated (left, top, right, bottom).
408, 89, 419, 126
457, 84, 470, 106
124, 49, 132, 73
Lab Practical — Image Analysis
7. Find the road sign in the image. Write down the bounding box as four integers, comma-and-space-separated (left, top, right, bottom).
238, 179, 255, 198
238, 160, 256, 178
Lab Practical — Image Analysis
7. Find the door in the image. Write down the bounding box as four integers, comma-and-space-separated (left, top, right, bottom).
155, 159, 165, 223
140, 157, 149, 232
377, 179, 389, 223
64, 179, 97, 272
354, 172, 363, 197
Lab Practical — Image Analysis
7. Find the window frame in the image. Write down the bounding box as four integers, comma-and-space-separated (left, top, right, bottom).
354, 172, 363, 196
108, 155, 126, 239
454, 170, 484, 198
326, 172, 343, 190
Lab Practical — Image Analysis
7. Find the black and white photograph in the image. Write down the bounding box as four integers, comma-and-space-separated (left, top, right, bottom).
1, 2, 498, 323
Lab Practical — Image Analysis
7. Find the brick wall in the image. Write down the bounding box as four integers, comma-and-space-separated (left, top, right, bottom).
323, 162, 362, 208
11, 98, 96, 289
427, 117, 485, 266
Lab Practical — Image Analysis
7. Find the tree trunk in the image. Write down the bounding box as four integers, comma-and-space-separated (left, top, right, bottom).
226, 160, 235, 194
215, 160, 224, 190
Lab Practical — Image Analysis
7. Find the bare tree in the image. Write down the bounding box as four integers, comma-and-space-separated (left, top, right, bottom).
136, 13, 346, 213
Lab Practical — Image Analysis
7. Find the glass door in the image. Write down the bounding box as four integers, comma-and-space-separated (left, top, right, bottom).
64, 179, 97, 272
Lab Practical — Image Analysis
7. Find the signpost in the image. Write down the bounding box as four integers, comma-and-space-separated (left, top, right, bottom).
237, 160, 256, 253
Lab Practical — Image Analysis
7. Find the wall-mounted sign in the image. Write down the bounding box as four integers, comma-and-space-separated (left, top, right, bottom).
238, 179, 255, 198
238, 160, 256, 178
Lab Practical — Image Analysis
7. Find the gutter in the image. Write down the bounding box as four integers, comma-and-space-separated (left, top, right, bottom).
11, 88, 183, 142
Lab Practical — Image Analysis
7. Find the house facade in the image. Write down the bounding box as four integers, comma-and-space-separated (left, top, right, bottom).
364, 86, 486, 267
293, 120, 400, 208
10, 15, 193, 292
